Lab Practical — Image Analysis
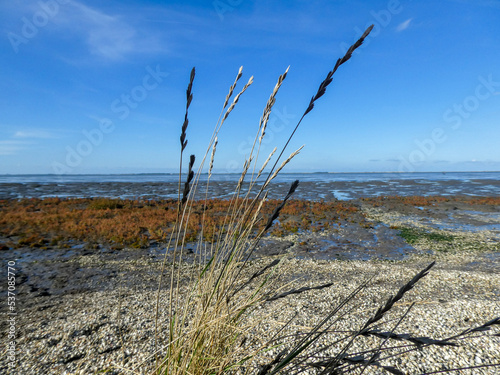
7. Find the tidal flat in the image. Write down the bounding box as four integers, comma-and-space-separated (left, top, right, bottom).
0, 195, 498, 374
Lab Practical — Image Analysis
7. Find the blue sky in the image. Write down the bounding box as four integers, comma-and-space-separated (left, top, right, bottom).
1, 0, 499, 174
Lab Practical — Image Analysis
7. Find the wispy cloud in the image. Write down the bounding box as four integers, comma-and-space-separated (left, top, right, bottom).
0, 128, 56, 155
396, 18, 412, 32
432, 160, 451, 164
41, 0, 165, 61
13, 130, 55, 139
60, 1, 141, 60
0, 140, 31, 155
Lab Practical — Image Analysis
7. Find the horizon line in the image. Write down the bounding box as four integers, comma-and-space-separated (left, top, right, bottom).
1, 170, 499, 176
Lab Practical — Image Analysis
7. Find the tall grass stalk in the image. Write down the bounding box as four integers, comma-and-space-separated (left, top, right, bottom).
148, 24, 499, 375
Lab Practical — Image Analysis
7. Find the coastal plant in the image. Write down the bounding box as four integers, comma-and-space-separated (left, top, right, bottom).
142, 24, 500, 375
397, 227, 455, 245
0, 197, 360, 248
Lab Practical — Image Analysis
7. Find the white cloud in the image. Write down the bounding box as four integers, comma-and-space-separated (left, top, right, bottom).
0, 140, 31, 155
0, 128, 55, 155
0, 0, 151, 60
396, 18, 412, 32
42, 0, 165, 61
0, 1, 249, 61
58, 1, 138, 60
13, 130, 54, 139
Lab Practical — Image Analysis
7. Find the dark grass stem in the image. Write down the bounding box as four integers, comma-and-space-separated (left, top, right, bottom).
148, 21, 499, 375
178, 67, 195, 207
262, 278, 374, 375
223, 26, 374, 297
318, 262, 436, 374
222, 25, 375, 273
261, 24, 373, 195
360, 261, 435, 334
358, 303, 416, 375
154, 68, 195, 368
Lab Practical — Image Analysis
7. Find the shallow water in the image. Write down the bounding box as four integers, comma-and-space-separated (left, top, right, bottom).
1, 172, 499, 200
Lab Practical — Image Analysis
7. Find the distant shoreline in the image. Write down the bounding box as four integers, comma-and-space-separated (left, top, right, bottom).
1, 170, 500, 177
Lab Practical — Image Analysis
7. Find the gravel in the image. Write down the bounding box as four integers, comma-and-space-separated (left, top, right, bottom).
1, 253, 499, 375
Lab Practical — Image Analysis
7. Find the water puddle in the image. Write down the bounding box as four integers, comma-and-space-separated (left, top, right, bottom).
331, 190, 352, 200
290, 222, 419, 261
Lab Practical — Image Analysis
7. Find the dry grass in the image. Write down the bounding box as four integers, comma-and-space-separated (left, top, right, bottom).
147, 25, 377, 375
142, 23, 499, 375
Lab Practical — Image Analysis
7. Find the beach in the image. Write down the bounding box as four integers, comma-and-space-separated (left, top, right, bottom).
4, 0, 500, 371
1, 255, 499, 374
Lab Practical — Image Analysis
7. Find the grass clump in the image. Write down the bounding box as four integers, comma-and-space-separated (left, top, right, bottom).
139, 23, 499, 375
151, 25, 378, 375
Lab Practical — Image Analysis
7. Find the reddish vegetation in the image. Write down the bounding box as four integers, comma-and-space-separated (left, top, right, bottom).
466, 197, 500, 205
0, 197, 360, 249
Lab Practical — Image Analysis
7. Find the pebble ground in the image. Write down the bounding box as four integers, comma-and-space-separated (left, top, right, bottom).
1, 253, 498, 375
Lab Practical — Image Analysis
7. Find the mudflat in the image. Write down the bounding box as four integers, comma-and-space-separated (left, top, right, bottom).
1, 195, 499, 300
0, 195, 498, 374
